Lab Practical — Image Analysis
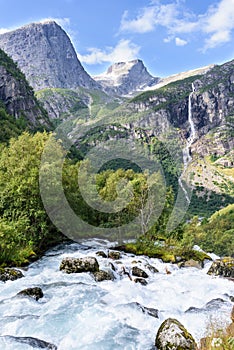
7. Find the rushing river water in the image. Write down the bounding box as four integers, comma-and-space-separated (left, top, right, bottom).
0, 239, 233, 349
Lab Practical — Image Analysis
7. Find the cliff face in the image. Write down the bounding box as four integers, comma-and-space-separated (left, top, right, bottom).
0, 21, 98, 91
128, 60, 234, 141
0, 48, 50, 129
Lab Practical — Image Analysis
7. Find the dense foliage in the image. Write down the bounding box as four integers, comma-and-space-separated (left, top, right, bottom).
0, 130, 233, 266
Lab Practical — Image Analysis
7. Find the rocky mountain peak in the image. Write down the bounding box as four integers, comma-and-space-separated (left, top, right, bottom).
0, 21, 98, 91
94, 59, 159, 96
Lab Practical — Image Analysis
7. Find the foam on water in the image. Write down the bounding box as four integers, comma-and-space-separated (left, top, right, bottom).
0, 241, 233, 349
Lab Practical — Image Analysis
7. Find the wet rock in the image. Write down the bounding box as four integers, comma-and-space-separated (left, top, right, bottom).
96, 251, 107, 258
180, 259, 202, 269
155, 318, 197, 350
129, 302, 159, 318
132, 266, 149, 278
1, 335, 57, 349
145, 263, 159, 273
108, 251, 121, 260
60, 257, 99, 274
205, 298, 226, 309
0, 268, 24, 282
134, 278, 148, 286
17, 287, 44, 301
108, 262, 116, 271
229, 295, 234, 302
185, 298, 227, 313
207, 258, 234, 278
93, 270, 114, 282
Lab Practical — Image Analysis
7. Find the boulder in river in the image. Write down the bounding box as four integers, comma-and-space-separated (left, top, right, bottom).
93, 270, 114, 282
155, 318, 197, 350
0, 268, 24, 282
132, 266, 149, 278
60, 257, 99, 274
0, 335, 57, 349
96, 251, 107, 258
17, 287, 44, 301
134, 277, 148, 286
180, 259, 203, 269
207, 258, 234, 278
108, 251, 121, 260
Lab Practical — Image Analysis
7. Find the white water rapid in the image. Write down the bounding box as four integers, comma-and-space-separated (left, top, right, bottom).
0, 240, 233, 350
179, 83, 197, 202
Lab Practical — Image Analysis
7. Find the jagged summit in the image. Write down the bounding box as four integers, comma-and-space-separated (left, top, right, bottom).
0, 21, 98, 91
94, 59, 160, 96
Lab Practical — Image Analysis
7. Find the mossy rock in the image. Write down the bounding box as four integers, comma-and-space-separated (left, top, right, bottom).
108, 251, 121, 260
207, 258, 234, 278
93, 270, 114, 282
155, 318, 197, 349
0, 268, 24, 282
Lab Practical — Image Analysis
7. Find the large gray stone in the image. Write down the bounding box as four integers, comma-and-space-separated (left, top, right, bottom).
155, 318, 197, 350
60, 256, 99, 274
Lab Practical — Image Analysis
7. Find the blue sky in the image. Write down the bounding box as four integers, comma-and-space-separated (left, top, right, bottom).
0, 0, 234, 77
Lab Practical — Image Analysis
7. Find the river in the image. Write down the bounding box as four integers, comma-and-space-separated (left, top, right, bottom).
0, 239, 233, 349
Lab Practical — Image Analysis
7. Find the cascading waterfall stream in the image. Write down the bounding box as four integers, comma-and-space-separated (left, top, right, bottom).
0, 240, 232, 350
179, 83, 196, 202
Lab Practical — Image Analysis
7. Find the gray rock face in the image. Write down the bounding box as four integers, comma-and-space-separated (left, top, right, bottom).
0, 50, 50, 128
94, 59, 159, 96
128, 59, 234, 141
60, 256, 99, 274
155, 318, 197, 350
0, 21, 98, 91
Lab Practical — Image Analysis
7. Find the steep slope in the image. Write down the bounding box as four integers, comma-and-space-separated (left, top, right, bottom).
0, 48, 51, 135
94, 59, 159, 96
0, 21, 99, 91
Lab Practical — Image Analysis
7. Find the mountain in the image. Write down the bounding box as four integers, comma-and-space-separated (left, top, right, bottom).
94, 59, 159, 96
0, 48, 51, 140
0, 21, 98, 91
144, 64, 214, 91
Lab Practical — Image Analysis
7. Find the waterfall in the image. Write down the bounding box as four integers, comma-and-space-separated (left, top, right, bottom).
179, 83, 196, 202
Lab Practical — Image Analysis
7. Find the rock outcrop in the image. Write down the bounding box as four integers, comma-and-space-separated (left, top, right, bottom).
155, 318, 197, 349
0, 21, 99, 91
60, 256, 99, 274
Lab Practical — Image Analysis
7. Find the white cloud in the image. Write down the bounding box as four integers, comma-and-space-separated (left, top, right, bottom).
39, 17, 70, 28
78, 39, 140, 65
119, 0, 234, 50
0, 28, 10, 35
120, 4, 178, 33
175, 37, 188, 46
202, 0, 234, 50
120, 8, 156, 33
